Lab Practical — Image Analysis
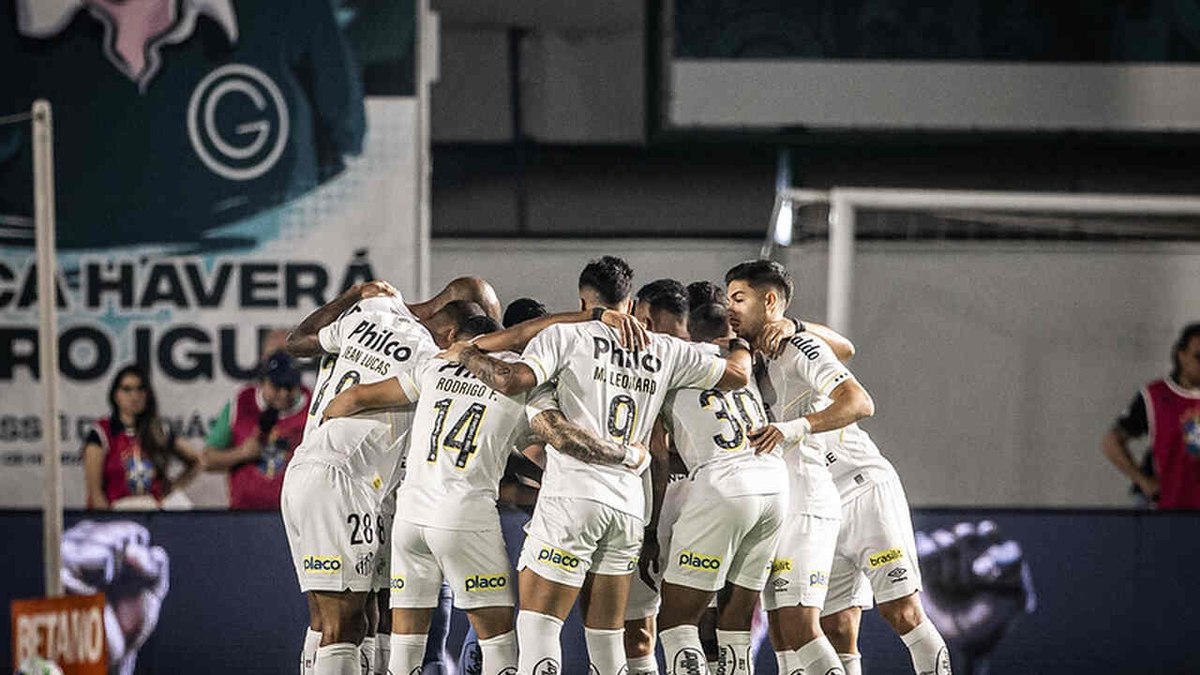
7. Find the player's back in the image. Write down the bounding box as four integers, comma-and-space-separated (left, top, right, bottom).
522, 321, 726, 518
304, 296, 429, 437
759, 333, 842, 517
398, 353, 529, 530
293, 298, 437, 495
664, 344, 787, 497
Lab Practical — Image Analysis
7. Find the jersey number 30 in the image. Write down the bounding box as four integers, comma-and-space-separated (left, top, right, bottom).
427, 399, 486, 468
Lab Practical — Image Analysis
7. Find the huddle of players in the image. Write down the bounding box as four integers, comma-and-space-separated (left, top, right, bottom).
279, 258, 952, 675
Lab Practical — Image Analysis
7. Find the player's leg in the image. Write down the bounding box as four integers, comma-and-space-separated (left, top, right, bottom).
422, 584, 453, 675
515, 497, 602, 675
710, 492, 787, 675
432, 525, 517, 675
576, 506, 648, 675
578, 572, 637, 675
282, 462, 377, 675
820, 607, 862, 675
302, 593, 323, 675
821, 516, 873, 675
373, 494, 397, 675
854, 478, 949, 675
388, 521, 447, 675
762, 513, 843, 675
361, 591, 378, 674
624, 615, 659, 675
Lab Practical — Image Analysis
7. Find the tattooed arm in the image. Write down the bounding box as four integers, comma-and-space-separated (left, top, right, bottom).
528, 410, 628, 466
442, 343, 539, 396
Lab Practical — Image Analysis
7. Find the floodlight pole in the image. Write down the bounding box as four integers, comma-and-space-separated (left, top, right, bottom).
826, 190, 855, 335
33, 99, 63, 597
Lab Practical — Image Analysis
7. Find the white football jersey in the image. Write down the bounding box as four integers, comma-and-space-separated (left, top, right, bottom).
758, 333, 844, 518
304, 295, 430, 438
292, 298, 437, 495
663, 343, 788, 497
395, 353, 529, 530
521, 322, 725, 518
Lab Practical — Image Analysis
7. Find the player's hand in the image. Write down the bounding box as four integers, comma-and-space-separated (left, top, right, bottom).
358, 280, 398, 300
638, 530, 661, 591
916, 520, 1036, 659
437, 340, 473, 363
624, 442, 652, 475
322, 389, 358, 423
756, 318, 797, 359
748, 425, 784, 455
601, 310, 650, 351
61, 520, 170, 675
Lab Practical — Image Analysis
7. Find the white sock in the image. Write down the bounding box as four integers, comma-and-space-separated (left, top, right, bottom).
315, 643, 361, 675
478, 631, 518, 675
794, 637, 844, 675
773, 651, 799, 675
302, 628, 322, 675
628, 654, 659, 675
359, 636, 376, 675
389, 633, 428, 675
838, 653, 862, 675
659, 625, 708, 675
714, 630, 752, 675
706, 663, 717, 675
900, 620, 951, 675
585, 627, 626, 675
516, 611, 564, 675
375, 633, 390, 675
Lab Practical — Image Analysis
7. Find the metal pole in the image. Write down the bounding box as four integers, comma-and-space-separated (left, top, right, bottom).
827, 190, 855, 334
33, 99, 63, 597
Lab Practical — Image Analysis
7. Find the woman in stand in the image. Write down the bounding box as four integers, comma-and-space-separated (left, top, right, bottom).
83, 365, 202, 509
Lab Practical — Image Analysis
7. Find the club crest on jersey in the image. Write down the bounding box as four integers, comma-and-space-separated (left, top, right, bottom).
868, 548, 904, 568
537, 547, 580, 571
592, 337, 661, 373
677, 550, 721, 572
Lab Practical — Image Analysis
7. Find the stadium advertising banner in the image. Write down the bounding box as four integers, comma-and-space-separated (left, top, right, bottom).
0, 0, 423, 507
667, 0, 1200, 132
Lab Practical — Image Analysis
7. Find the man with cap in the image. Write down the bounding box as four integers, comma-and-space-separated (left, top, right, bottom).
203, 350, 313, 509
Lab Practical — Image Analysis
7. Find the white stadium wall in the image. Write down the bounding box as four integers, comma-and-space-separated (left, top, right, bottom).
431, 238, 1200, 508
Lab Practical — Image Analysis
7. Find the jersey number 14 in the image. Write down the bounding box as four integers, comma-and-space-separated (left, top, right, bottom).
427, 398, 486, 468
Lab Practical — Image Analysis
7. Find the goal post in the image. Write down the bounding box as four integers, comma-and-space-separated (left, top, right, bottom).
32, 99, 63, 597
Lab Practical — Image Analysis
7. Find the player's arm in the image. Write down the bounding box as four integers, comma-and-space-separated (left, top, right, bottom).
407, 276, 503, 323
528, 409, 646, 468
639, 418, 672, 589
712, 338, 753, 391
322, 379, 413, 421
749, 376, 874, 455
286, 280, 398, 357
1102, 393, 1158, 500
471, 308, 648, 354
758, 318, 855, 363
442, 343, 540, 396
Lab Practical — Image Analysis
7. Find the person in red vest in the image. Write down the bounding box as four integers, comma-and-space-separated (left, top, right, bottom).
83, 364, 203, 509
204, 351, 312, 510
1105, 323, 1200, 509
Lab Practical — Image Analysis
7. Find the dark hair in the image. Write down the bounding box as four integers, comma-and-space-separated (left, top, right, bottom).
1172, 322, 1200, 380
435, 300, 486, 332
503, 298, 548, 328
724, 259, 793, 305
107, 365, 171, 489
578, 256, 634, 307
637, 278, 688, 319
461, 315, 502, 340
686, 281, 725, 309
689, 303, 730, 343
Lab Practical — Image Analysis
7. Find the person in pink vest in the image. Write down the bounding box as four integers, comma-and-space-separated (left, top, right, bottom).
1104, 322, 1200, 509
204, 351, 312, 510
84, 364, 203, 509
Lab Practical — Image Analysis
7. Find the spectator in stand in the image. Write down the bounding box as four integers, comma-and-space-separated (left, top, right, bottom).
203, 351, 312, 509
84, 365, 202, 510
1104, 323, 1200, 509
